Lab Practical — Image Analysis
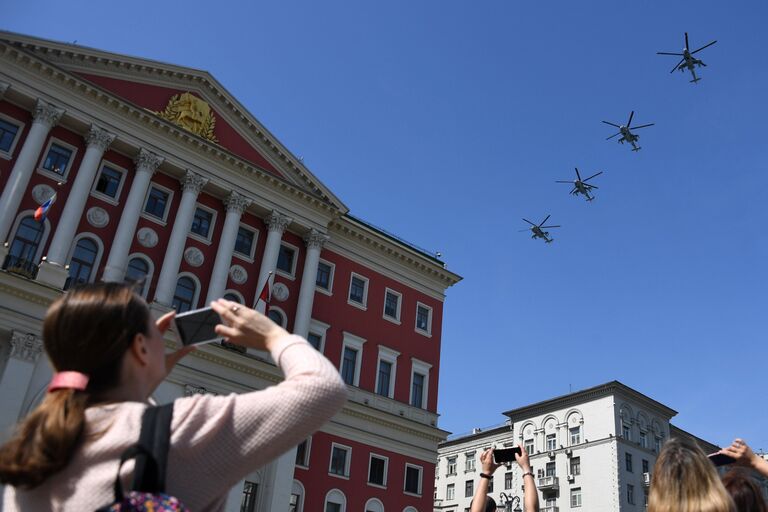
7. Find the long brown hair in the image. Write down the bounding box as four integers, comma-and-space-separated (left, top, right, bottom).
723, 468, 768, 512
0, 283, 150, 488
649, 437, 735, 512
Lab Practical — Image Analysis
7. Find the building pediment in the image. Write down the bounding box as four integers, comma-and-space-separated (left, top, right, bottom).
0, 31, 347, 212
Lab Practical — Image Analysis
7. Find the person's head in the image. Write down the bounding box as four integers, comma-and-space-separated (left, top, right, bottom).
649, 437, 735, 512
0, 283, 164, 488
469, 496, 497, 512
722, 468, 768, 512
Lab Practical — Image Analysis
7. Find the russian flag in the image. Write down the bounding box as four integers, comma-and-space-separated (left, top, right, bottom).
34, 193, 56, 222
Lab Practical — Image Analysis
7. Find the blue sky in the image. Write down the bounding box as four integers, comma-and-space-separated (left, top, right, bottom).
5, 1, 767, 450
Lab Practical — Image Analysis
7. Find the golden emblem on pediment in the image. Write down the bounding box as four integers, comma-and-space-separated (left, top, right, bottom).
155, 92, 218, 143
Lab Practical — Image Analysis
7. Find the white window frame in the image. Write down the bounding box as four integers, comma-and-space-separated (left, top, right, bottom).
415, 301, 433, 337
382, 287, 402, 324
174, 272, 201, 311
524, 438, 535, 455
141, 182, 175, 226
546, 433, 557, 451
363, 498, 384, 512
308, 319, 330, 354
571, 487, 582, 508
347, 272, 369, 310
0, 112, 25, 160
8, 210, 51, 264
403, 463, 423, 496
570, 425, 582, 445
90, 159, 128, 205
295, 436, 312, 470
187, 202, 218, 245
639, 430, 648, 449
375, 345, 400, 399
222, 289, 245, 304
328, 443, 352, 479
267, 305, 288, 328
447, 456, 457, 476
409, 358, 432, 410
465, 451, 476, 472
446, 482, 455, 500
66, 233, 105, 285
125, 253, 154, 298
37, 137, 78, 183
291, 480, 305, 512
323, 489, 346, 512
275, 241, 299, 280
339, 332, 366, 387
315, 258, 335, 295
367, 452, 389, 489
232, 223, 258, 262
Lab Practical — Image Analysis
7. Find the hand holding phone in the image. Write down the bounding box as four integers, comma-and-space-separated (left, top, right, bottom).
708, 452, 737, 467
493, 447, 522, 465
172, 307, 223, 346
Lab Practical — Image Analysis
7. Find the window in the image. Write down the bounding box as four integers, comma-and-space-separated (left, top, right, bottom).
627, 484, 635, 504
325, 503, 341, 512
190, 206, 214, 239
368, 454, 388, 487
276, 243, 297, 276
316, 260, 334, 292
5, 216, 45, 276
404, 464, 422, 495
223, 291, 244, 304
505, 471, 513, 489
376, 360, 392, 397
546, 433, 557, 451
125, 256, 151, 297
626, 452, 633, 472
464, 479, 473, 498
415, 302, 432, 334
65, 237, 99, 290
144, 186, 170, 220
375, 346, 399, 398
622, 424, 631, 441
329, 444, 351, 477
570, 456, 581, 476
654, 436, 662, 453
348, 273, 368, 307
173, 276, 197, 312
93, 164, 124, 200
639, 431, 648, 449
446, 483, 455, 500
383, 289, 401, 322
267, 308, 286, 327
465, 452, 476, 472
295, 438, 310, 468
525, 438, 534, 455
545, 461, 556, 477
410, 358, 431, 409
570, 426, 582, 445
240, 481, 258, 512
289, 493, 300, 512
339, 332, 365, 387
447, 456, 457, 476
488, 477, 494, 493
307, 332, 323, 351
642, 459, 649, 474
307, 319, 329, 353
41, 142, 73, 176
324, 490, 346, 512
233, 225, 256, 259
571, 487, 582, 508
0, 117, 20, 155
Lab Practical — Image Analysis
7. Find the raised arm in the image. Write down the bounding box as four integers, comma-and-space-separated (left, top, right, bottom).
471, 448, 501, 512
720, 438, 768, 478
515, 443, 540, 512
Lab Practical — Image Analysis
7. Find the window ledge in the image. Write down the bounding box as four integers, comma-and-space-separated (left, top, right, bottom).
328, 473, 350, 480
187, 232, 213, 246
383, 315, 401, 325
140, 212, 168, 227
232, 251, 255, 264
36, 167, 68, 183
0, 151, 13, 160
275, 268, 296, 281
366, 482, 387, 490
403, 491, 422, 498
415, 328, 433, 338
295, 464, 309, 471
347, 299, 367, 311
90, 191, 120, 206
315, 286, 333, 296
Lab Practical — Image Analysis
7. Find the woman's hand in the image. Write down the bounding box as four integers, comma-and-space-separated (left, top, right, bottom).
480, 448, 502, 475
515, 443, 532, 474
156, 311, 196, 375
210, 299, 288, 351
720, 438, 759, 468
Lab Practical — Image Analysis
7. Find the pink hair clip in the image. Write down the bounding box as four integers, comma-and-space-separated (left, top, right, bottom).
48, 371, 89, 392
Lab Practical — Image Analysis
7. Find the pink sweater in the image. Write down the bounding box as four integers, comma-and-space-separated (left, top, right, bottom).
3, 335, 347, 511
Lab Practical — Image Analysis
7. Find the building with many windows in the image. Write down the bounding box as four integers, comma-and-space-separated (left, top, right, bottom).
434, 381, 724, 512
0, 31, 461, 511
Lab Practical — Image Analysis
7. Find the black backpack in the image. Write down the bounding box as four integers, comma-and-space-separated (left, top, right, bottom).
96, 403, 189, 511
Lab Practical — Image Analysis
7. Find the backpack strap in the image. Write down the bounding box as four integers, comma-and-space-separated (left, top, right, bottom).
111, 403, 174, 502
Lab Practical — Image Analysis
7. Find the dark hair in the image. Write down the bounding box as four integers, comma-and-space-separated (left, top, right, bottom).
469, 496, 498, 512
0, 283, 150, 488
722, 468, 768, 512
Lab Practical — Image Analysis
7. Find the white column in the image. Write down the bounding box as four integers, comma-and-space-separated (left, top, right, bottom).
259, 447, 298, 512
103, 149, 164, 282
0, 99, 64, 242
154, 170, 208, 306
0, 332, 43, 440
43, 125, 115, 270
253, 210, 291, 312
205, 192, 251, 304
293, 229, 329, 338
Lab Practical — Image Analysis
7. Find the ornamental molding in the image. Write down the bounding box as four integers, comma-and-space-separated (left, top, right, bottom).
224, 191, 251, 215
136, 227, 158, 248
184, 384, 217, 396
304, 228, 329, 250
32, 184, 55, 205
264, 210, 291, 234
183, 247, 204, 267
85, 124, 116, 152
134, 148, 164, 173
271, 282, 289, 302
0, 81, 8, 100
86, 207, 109, 228
153, 92, 218, 143
229, 264, 248, 285
10, 331, 43, 363
181, 170, 208, 195
32, 98, 65, 128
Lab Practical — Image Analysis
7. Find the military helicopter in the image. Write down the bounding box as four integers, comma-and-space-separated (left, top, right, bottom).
519, 215, 560, 244
556, 168, 602, 202
602, 111, 654, 152
657, 33, 717, 84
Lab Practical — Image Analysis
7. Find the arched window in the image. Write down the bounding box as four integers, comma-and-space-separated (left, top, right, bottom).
267, 308, 285, 327
364, 498, 384, 512
4, 216, 45, 278
126, 256, 151, 296
324, 489, 346, 512
173, 276, 197, 312
65, 237, 98, 290
223, 291, 244, 304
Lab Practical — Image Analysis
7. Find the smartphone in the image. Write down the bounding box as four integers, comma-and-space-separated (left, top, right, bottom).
172, 307, 223, 346
493, 447, 522, 464
708, 452, 736, 467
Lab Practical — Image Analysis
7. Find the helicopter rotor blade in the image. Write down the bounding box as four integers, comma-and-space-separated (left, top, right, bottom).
540, 215, 551, 226
670, 58, 685, 73
584, 184, 599, 190
555, 180, 572, 184
632, 123, 655, 130
584, 171, 603, 181
691, 40, 717, 54
602, 120, 621, 128
522, 218, 536, 226
540, 225, 561, 229
685, 32, 689, 51
657, 51, 684, 56
574, 167, 582, 181
627, 111, 635, 127
606, 132, 622, 140
517, 228, 531, 233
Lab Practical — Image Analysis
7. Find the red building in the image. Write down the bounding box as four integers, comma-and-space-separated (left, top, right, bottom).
0, 32, 460, 511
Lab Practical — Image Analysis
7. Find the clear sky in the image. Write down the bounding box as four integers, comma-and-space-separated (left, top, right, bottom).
4, 1, 766, 450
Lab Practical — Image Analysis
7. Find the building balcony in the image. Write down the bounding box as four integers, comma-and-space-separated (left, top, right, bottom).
2, 255, 39, 280
537, 476, 559, 490
643, 472, 651, 486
